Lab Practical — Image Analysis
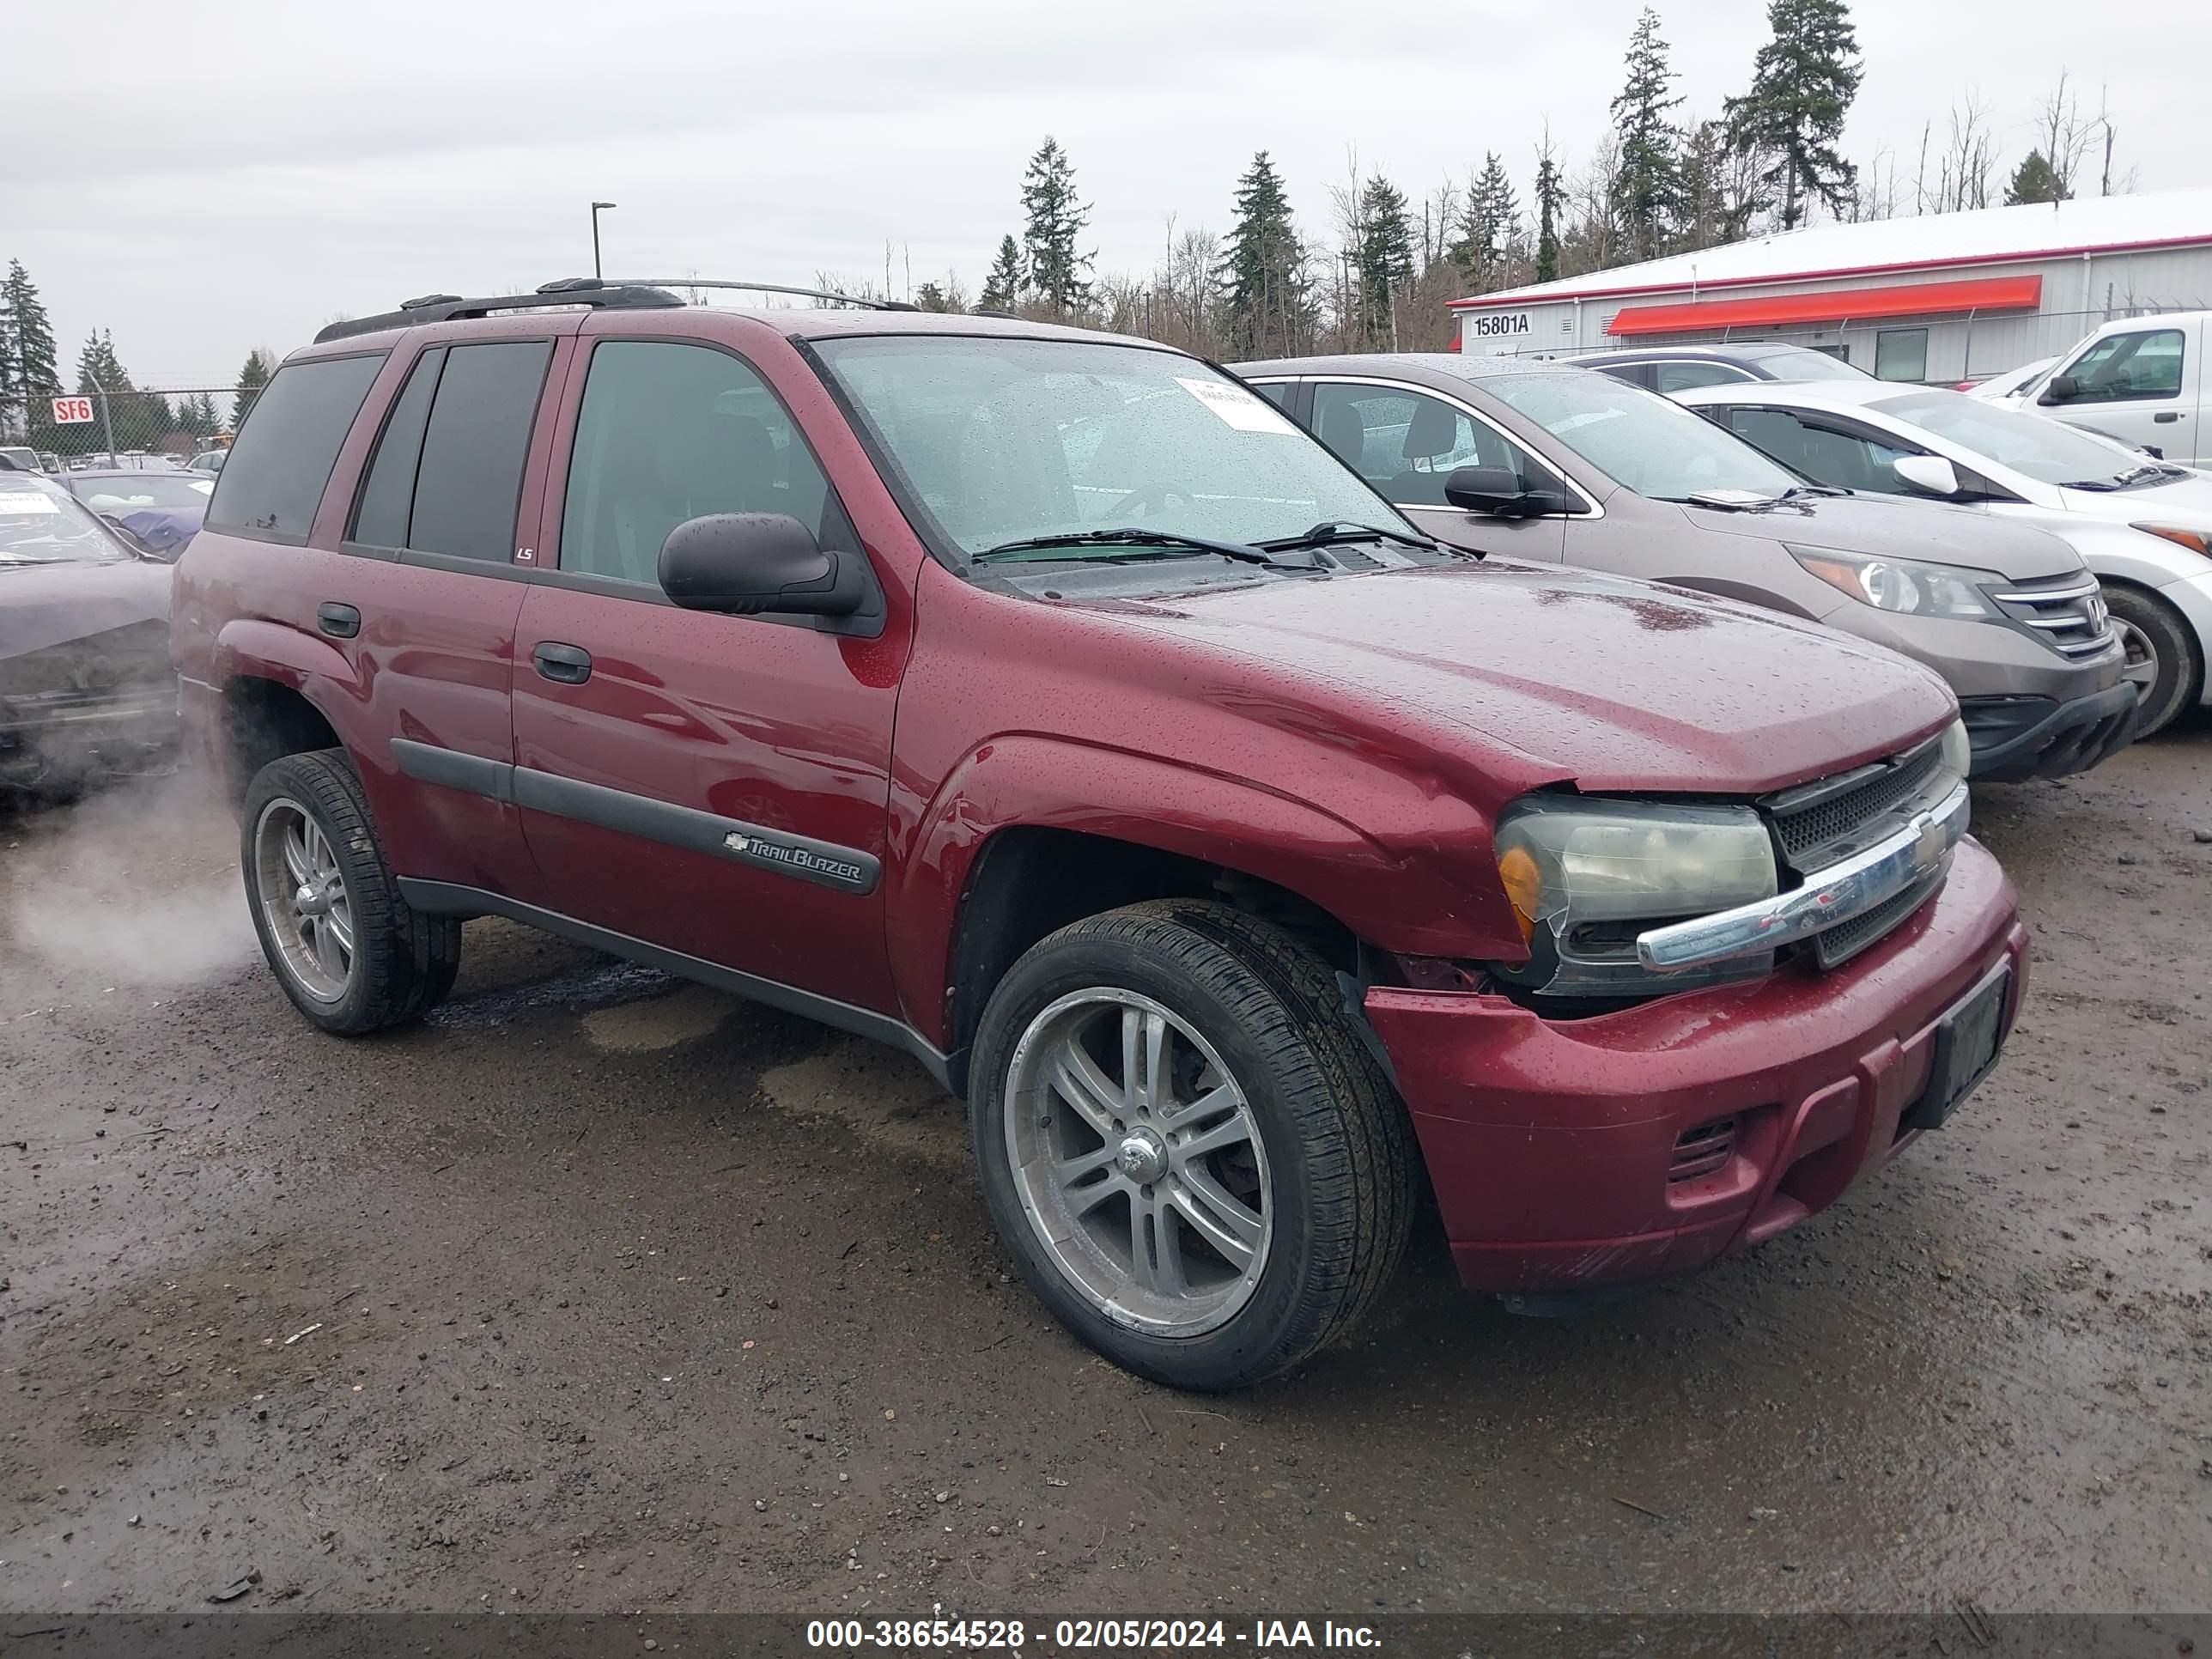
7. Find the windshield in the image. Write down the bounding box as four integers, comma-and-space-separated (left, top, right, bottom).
0, 480, 134, 565
74, 475, 214, 512
811, 337, 1411, 558
1481, 371, 1802, 500
1873, 390, 2148, 486
1757, 347, 1873, 382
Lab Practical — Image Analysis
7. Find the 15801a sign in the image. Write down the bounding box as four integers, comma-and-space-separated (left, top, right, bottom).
1464, 311, 1533, 339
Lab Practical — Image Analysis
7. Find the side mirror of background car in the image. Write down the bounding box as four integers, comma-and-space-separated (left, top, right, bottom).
659, 514, 865, 617
1891, 454, 1962, 499
1443, 465, 1571, 518
2039, 374, 2080, 405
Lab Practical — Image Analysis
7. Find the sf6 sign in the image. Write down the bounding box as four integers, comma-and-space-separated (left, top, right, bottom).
51, 395, 96, 423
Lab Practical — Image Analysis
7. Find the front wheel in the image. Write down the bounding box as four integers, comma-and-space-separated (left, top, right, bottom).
2104, 582, 2203, 738
241, 748, 461, 1036
969, 900, 1417, 1391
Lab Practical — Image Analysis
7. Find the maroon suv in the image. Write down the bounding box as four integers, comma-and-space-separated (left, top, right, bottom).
173, 281, 2030, 1389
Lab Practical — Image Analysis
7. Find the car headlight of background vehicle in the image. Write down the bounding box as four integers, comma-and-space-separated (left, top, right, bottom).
1490, 798, 1779, 997
2130, 523, 2212, 556
1787, 545, 1999, 619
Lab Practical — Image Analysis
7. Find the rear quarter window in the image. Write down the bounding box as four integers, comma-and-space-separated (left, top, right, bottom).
204, 354, 386, 541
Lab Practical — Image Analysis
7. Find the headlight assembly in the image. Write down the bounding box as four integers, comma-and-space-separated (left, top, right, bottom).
1788, 545, 1999, 619
1491, 798, 1779, 997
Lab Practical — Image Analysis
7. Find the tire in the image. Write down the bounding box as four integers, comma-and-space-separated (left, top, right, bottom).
240, 748, 461, 1036
2104, 581, 2203, 738
969, 899, 1417, 1391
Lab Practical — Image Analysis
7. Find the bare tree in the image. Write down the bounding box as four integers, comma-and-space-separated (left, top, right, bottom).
1931, 95, 1996, 213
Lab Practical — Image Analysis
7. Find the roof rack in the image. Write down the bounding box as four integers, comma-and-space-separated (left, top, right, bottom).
609, 277, 918, 312
313, 278, 684, 343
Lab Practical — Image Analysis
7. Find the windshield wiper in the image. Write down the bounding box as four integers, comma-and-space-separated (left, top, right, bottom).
1255, 520, 1440, 555
2057, 478, 2122, 492
971, 528, 1324, 570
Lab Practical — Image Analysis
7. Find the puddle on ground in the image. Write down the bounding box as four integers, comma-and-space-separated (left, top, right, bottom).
758, 1036, 963, 1164
580, 983, 736, 1053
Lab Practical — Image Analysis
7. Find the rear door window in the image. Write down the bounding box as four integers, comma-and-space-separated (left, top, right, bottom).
205, 353, 385, 541
1654, 361, 1753, 392
349, 347, 445, 550
405, 341, 553, 562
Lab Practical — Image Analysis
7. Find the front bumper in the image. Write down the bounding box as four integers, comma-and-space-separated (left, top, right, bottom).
1366, 838, 2026, 1295
1959, 680, 2137, 781
0, 684, 179, 788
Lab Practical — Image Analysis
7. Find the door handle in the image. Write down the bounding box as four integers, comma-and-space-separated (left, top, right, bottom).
532, 641, 593, 684
2153, 411, 2182, 422
316, 602, 361, 639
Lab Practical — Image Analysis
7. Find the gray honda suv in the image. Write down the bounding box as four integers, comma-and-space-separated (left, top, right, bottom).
1237, 353, 2135, 781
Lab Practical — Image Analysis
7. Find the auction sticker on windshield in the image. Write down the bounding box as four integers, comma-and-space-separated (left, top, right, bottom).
1176, 376, 1299, 434
0, 492, 61, 515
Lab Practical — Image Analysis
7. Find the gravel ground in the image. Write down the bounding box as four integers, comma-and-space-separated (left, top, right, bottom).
2, 727, 2208, 1620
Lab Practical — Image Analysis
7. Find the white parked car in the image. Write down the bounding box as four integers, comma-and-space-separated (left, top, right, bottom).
1968, 356, 2056, 404
2026, 312, 2207, 465
1673, 378, 2212, 736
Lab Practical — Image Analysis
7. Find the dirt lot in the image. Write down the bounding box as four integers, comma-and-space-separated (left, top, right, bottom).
2, 730, 2209, 1622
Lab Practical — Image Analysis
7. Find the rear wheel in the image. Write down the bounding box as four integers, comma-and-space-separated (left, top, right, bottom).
969, 899, 1416, 1391
2104, 582, 2202, 738
241, 748, 460, 1035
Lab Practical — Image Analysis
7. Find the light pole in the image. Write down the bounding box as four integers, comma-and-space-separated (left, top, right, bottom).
591, 201, 617, 280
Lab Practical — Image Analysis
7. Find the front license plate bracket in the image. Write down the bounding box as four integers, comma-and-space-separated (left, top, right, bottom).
1900, 964, 2012, 1133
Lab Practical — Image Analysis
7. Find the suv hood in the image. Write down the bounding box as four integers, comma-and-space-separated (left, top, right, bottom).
1109, 561, 1954, 795
1682, 492, 2085, 579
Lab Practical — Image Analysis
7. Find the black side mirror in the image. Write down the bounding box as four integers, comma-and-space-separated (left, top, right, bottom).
659, 514, 865, 617
2039, 374, 2080, 405
1443, 465, 1569, 518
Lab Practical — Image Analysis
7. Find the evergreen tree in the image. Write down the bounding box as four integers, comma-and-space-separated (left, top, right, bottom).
913, 281, 956, 313
1676, 117, 1758, 250
1018, 137, 1093, 317
2, 261, 59, 436
977, 236, 1025, 312
1220, 151, 1310, 359
1724, 0, 1864, 228
2004, 149, 2068, 205
75, 331, 135, 394
1533, 142, 1565, 283
1353, 175, 1415, 349
232, 349, 272, 429
1451, 153, 1520, 291
1610, 9, 1685, 261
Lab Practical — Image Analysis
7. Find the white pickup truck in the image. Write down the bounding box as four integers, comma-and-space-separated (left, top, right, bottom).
2032, 312, 2207, 465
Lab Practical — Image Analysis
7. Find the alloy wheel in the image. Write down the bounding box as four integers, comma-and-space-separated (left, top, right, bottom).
1003, 988, 1273, 1336
252, 798, 356, 1003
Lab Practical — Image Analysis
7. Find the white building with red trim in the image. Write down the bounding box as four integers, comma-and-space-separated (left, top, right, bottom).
1450, 187, 2212, 384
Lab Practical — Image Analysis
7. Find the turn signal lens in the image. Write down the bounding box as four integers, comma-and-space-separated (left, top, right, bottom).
2131, 523, 2212, 556
1497, 844, 1541, 944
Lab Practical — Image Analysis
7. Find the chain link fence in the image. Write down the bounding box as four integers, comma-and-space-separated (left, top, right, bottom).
4, 385, 253, 470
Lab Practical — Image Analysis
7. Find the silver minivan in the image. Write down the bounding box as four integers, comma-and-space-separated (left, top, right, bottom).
1237, 353, 2136, 782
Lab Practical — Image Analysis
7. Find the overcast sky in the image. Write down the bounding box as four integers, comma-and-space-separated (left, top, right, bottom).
7, 0, 2207, 389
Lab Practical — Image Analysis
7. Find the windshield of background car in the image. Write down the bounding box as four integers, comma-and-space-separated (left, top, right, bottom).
1757, 348, 1874, 382
1873, 390, 2143, 486
75, 475, 214, 513
811, 337, 1413, 556
0, 478, 133, 565
1480, 371, 1802, 500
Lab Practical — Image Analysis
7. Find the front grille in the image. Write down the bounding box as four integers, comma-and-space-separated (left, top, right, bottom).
1761, 735, 1960, 970
1668, 1117, 1737, 1183
1810, 872, 1943, 969
1766, 736, 1947, 869
1987, 572, 2114, 659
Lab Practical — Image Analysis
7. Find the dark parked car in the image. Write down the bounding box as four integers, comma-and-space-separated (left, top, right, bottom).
64, 469, 214, 561
0, 473, 177, 794
174, 279, 2027, 1389
1568, 342, 1873, 393
1237, 352, 2133, 781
